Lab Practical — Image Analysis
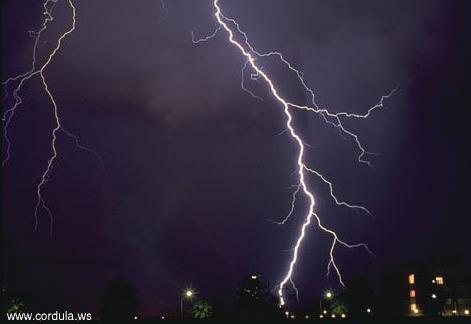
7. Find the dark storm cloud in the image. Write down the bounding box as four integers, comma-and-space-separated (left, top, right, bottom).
2, 0, 470, 314
46, 0, 246, 125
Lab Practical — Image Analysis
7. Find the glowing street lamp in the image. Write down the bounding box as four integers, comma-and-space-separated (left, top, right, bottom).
319, 290, 334, 315
185, 289, 193, 298
180, 288, 195, 319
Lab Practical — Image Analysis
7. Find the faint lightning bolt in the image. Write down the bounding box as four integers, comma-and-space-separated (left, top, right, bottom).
2, 0, 57, 97
303, 166, 371, 217
192, 0, 393, 306
2, 0, 58, 166
241, 60, 263, 101
33, 0, 77, 234
269, 184, 301, 225
158, 0, 169, 22
2, 0, 101, 234
191, 26, 221, 44
290, 278, 299, 301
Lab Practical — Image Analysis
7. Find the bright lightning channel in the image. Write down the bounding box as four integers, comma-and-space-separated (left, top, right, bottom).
192, 0, 395, 306
2, 0, 101, 235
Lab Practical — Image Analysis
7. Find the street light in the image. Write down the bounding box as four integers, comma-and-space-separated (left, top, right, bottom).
180, 289, 194, 319
320, 290, 334, 316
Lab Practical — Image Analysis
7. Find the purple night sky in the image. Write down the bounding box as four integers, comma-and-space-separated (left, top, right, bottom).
2, 0, 470, 316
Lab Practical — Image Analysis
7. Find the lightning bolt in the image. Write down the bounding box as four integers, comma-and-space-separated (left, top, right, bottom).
158, 0, 169, 22
240, 60, 263, 101
3, 0, 393, 307
269, 184, 301, 225
290, 278, 299, 301
2, 0, 58, 166
192, 0, 394, 306
2, 0, 101, 235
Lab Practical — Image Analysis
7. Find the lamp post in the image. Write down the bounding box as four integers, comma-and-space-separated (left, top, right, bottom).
319, 290, 334, 315
180, 289, 194, 319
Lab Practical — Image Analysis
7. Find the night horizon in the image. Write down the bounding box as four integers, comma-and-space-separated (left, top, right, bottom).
2, 0, 470, 320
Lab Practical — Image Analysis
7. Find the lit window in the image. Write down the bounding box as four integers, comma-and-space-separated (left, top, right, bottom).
408, 274, 415, 284
410, 290, 416, 298
435, 276, 444, 285
411, 303, 417, 312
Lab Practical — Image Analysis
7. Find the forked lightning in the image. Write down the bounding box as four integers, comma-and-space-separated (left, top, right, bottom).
2, 0, 394, 307
2, 0, 101, 234
192, 0, 394, 306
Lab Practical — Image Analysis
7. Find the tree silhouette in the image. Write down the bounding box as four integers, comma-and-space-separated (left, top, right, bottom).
100, 277, 140, 323
6, 298, 26, 314
234, 274, 282, 319
330, 299, 348, 316
192, 300, 213, 319
344, 274, 374, 318
378, 266, 407, 317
